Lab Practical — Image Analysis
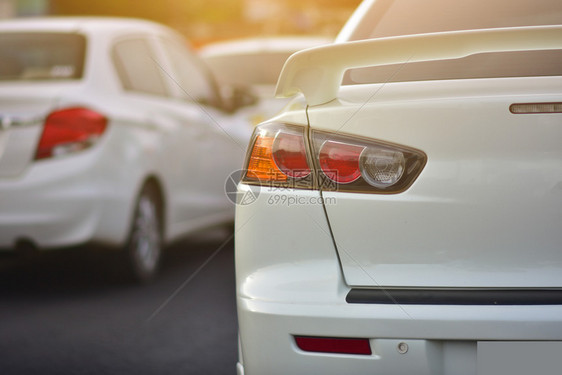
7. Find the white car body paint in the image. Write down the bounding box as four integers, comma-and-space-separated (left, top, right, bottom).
235, 0, 562, 374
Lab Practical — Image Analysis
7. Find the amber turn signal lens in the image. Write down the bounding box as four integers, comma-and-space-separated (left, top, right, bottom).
245, 134, 287, 182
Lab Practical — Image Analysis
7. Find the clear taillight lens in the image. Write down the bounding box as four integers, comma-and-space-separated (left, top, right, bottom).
360, 148, 405, 189
242, 122, 426, 194
35, 107, 107, 160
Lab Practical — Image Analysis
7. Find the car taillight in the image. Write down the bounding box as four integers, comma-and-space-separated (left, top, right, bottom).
35, 107, 107, 160
242, 122, 426, 194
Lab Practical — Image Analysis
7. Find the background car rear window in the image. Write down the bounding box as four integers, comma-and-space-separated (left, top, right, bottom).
0, 33, 85, 81
112, 38, 168, 97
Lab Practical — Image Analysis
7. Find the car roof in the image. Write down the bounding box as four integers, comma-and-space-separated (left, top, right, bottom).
0, 16, 171, 36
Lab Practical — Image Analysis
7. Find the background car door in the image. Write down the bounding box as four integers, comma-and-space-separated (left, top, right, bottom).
153, 35, 248, 232
112, 35, 222, 241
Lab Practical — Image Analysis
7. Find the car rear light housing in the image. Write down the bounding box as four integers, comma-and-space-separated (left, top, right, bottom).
242, 122, 426, 194
35, 107, 107, 160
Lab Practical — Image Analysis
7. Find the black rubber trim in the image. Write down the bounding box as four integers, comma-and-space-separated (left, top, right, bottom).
346, 288, 562, 305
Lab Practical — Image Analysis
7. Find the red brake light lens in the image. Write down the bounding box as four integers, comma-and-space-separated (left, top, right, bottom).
318, 140, 364, 184
272, 132, 311, 179
36, 107, 107, 160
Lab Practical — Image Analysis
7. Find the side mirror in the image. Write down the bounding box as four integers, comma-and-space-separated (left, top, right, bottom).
221, 85, 259, 113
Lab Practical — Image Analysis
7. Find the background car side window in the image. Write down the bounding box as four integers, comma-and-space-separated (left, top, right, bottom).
112, 38, 168, 97
160, 38, 217, 105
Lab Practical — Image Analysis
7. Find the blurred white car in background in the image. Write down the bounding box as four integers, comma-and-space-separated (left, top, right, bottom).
0, 17, 254, 282
235, 0, 562, 374
200, 36, 330, 124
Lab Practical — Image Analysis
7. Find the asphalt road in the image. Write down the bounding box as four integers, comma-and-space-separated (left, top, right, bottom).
0, 227, 238, 375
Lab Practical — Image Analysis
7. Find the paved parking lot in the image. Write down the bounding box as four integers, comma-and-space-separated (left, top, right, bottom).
0, 227, 237, 375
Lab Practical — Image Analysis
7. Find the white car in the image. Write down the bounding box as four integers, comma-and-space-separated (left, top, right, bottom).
0, 17, 253, 282
235, 0, 562, 374
200, 37, 331, 123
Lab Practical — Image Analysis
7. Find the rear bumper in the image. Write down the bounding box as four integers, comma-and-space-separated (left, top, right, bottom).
235, 185, 562, 375
0, 151, 130, 250
238, 293, 562, 375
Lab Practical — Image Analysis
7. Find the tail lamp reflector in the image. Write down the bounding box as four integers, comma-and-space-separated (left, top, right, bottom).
36, 107, 107, 160
295, 336, 372, 355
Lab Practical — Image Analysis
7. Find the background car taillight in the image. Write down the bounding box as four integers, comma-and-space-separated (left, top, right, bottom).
35, 107, 107, 160
242, 122, 426, 194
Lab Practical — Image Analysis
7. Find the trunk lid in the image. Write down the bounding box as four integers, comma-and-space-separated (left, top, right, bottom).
309, 78, 562, 288
0, 85, 70, 177
0, 31, 87, 178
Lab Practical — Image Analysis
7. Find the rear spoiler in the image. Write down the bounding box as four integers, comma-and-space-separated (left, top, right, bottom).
275, 26, 562, 106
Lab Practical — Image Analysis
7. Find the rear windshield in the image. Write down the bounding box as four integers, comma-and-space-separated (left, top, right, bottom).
347, 0, 562, 41
344, 0, 562, 84
0, 33, 86, 81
